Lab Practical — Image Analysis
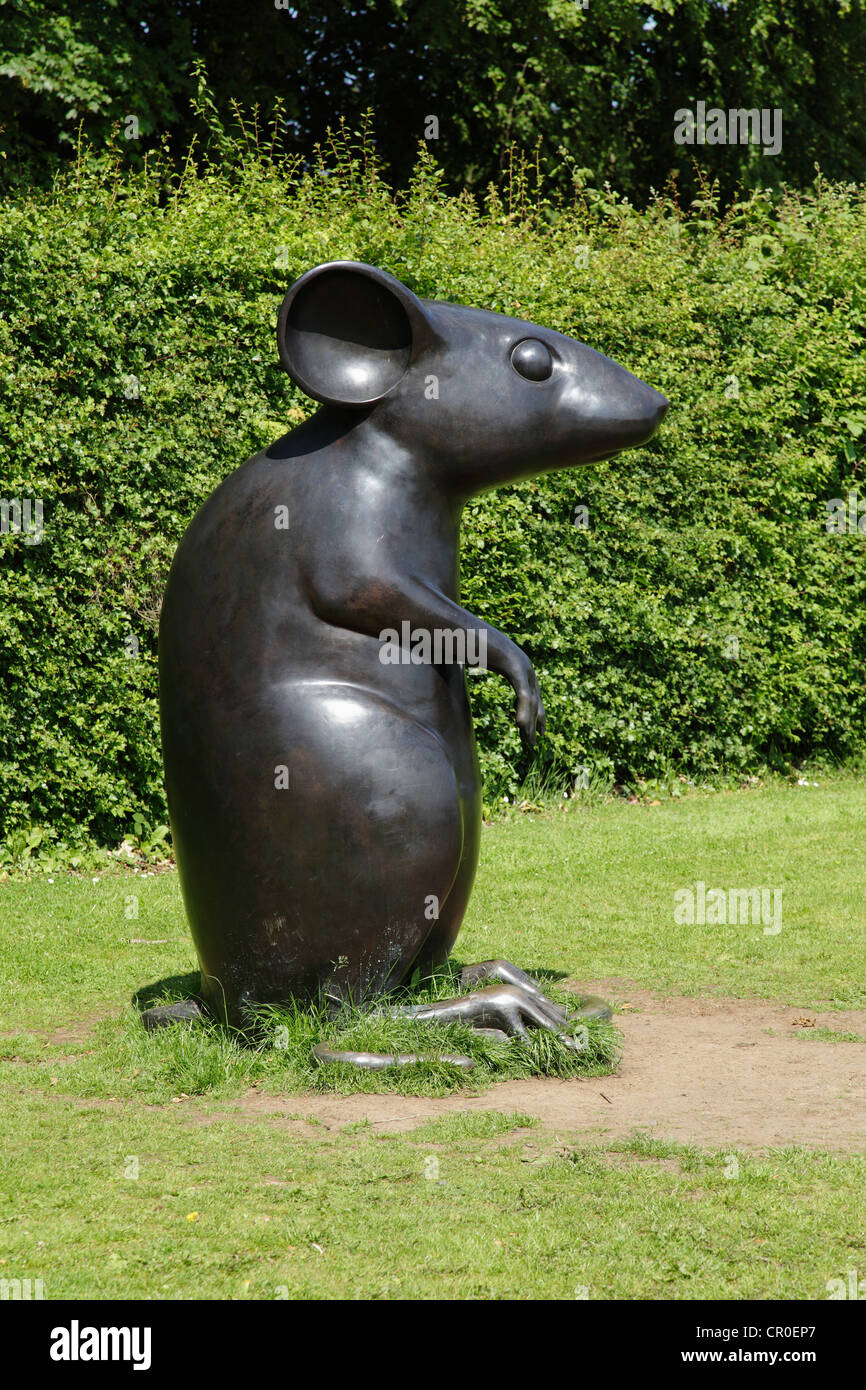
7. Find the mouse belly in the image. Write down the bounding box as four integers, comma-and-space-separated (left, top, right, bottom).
161, 679, 480, 1026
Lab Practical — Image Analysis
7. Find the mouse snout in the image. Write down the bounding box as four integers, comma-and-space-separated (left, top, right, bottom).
648, 385, 669, 422
554, 343, 668, 467
628, 378, 668, 439
644, 388, 668, 445
602, 374, 668, 455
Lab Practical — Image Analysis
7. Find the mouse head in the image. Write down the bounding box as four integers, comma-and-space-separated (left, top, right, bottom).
277, 261, 667, 493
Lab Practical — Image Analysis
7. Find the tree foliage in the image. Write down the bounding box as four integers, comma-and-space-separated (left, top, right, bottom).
1, 1, 865, 204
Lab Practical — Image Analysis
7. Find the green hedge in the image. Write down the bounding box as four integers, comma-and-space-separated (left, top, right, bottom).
1, 136, 865, 852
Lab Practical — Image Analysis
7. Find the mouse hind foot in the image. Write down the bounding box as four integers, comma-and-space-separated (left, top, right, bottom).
312, 962, 612, 1068
458, 958, 612, 1022
394, 981, 591, 1050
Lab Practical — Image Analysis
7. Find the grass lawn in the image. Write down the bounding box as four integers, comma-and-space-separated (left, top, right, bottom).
1, 777, 864, 1299
1, 1098, 862, 1300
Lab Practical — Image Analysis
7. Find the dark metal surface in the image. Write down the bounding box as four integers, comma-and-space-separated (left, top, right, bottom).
141, 999, 205, 1031
158, 262, 667, 1031
312, 960, 610, 1067
381, 957, 609, 1051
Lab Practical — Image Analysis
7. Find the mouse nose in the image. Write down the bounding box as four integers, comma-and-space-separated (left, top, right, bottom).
558, 351, 669, 465
650, 388, 669, 424
640, 382, 668, 425
628, 380, 668, 447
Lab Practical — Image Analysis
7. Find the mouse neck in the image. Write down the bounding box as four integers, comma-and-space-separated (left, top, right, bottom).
312, 406, 468, 526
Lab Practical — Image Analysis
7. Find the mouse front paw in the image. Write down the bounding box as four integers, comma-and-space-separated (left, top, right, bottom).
515, 666, 546, 749
502, 647, 546, 749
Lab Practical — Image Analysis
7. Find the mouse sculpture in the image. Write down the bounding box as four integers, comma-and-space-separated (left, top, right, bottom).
151, 262, 667, 1064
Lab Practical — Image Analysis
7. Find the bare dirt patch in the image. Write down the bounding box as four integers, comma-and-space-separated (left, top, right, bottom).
46, 1015, 106, 1048
1, 1012, 107, 1049
231, 984, 866, 1152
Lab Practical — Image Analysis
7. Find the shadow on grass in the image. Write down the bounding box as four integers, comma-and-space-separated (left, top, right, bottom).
132, 972, 201, 1012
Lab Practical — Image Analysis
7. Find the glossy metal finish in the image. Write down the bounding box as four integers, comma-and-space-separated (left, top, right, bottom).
379, 958, 610, 1052
310, 1044, 475, 1071
158, 262, 667, 1031
313, 961, 610, 1066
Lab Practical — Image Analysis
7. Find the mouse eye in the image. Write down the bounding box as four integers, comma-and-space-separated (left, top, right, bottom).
510, 338, 553, 382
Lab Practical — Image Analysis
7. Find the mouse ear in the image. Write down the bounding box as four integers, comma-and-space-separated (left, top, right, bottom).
276, 261, 438, 407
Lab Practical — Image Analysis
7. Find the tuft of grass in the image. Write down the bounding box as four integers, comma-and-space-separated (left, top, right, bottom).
0, 1033, 46, 1062
618, 1131, 688, 1160
614, 1132, 703, 1171
410, 1111, 539, 1143
792, 1027, 866, 1044
257, 968, 621, 1096
23, 969, 620, 1103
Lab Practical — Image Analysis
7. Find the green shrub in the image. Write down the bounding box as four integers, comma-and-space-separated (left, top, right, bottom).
1, 131, 865, 851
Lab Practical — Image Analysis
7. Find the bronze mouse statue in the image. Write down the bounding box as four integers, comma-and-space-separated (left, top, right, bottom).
152, 262, 667, 1058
